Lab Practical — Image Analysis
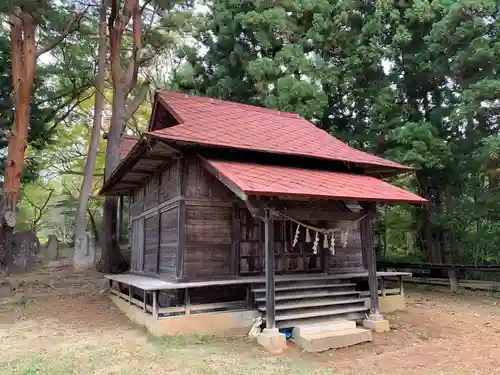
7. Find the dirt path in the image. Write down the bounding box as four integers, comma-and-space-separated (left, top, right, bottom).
1, 266, 500, 374
312, 287, 500, 374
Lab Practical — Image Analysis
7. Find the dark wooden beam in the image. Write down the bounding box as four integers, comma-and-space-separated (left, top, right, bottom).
264, 207, 276, 329
129, 169, 152, 175
177, 158, 186, 279
117, 196, 124, 242
360, 202, 382, 319
142, 155, 168, 161
120, 180, 143, 185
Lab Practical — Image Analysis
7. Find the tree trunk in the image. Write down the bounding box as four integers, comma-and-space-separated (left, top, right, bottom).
87, 208, 99, 243
1, 12, 37, 268
74, 0, 107, 268
99, 0, 146, 273
99, 89, 127, 273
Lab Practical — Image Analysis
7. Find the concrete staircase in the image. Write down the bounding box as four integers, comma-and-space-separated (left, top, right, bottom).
251, 275, 369, 329
293, 320, 372, 352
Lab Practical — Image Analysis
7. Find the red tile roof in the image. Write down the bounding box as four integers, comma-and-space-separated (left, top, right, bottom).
120, 135, 139, 160
149, 91, 410, 171
204, 159, 426, 204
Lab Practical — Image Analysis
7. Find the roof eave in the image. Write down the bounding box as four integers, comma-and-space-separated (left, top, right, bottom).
147, 133, 414, 174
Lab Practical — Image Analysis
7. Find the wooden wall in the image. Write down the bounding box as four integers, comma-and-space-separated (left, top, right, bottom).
236, 200, 366, 275
128, 152, 367, 281
181, 155, 236, 280
129, 160, 180, 279
327, 225, 366, 274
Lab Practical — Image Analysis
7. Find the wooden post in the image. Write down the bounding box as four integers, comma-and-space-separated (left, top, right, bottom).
264, 208, 276, 329
117, 195, 124, 243
152, 290, 158, 319
184, 288, 191, 315
246, 285, 253, 309
360, 206, 383, 320
128, 285, 132, 304
380, 277, 386, 297
143, 290, 147, 312
448, 268, 458, 293
399, 275, 404, 297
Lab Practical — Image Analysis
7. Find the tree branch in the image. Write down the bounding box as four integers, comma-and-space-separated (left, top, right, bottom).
124, 0, 142, 92
109, 0, 136, 85
48, 91, 94, 132
36, 8, 88, 58
125, 80, 150, 120
25, 188, 54, 229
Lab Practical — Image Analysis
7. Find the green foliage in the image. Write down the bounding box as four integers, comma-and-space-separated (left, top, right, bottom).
174, 0, 500, 264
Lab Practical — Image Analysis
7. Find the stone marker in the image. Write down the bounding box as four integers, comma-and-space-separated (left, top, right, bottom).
73, 232, 95, 269
47, 234, 59, 262
9, 231, 40, 273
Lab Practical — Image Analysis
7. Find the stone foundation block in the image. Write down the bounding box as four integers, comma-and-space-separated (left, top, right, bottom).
295, 327, 372, 353
257, 328, 287, 354
293, 320, 355, 337
363, 318, 390, 333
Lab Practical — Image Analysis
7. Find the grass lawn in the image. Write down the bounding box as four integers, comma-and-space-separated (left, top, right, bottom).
2, 263, 500, 374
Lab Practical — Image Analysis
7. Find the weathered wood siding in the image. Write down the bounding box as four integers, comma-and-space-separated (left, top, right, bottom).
159, 207, 178, 276
183, 204, 233, 279
236, 201, 366, 275
327, 225, 365, 274
129, 161, 180, 279
143, 215, 159, 274
184, 155, 234, 199
159, 160, 179, 201
180, 155, 236, 280
130, 217, 144, 272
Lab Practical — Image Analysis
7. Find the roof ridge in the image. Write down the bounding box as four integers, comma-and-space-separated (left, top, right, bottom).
157, 90, 301, 119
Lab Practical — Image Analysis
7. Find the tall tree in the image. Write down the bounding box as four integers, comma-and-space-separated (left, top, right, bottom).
0, 1, 87, 267
100, 0, 192, 272
177, 0, 500, 264
74, 0, 108, 268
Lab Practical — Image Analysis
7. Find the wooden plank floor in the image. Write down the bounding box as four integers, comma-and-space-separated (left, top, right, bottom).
105, 271, 411, 291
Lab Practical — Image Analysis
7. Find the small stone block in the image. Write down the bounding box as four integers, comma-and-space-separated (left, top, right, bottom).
295, 328, 372, 353
257, 328, 287, 354
363, 318, 390, 333
293, 320, 355, 337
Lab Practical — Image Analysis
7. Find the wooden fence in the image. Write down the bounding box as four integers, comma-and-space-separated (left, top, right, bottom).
378, 261, 500, 293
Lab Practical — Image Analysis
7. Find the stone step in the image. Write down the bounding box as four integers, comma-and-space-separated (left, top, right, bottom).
251, 283, 356, 294
293, 320, 356, 337
294, 327, 372, 352
276, 312, 367, 329
254, 290, 360, 303
258, 298, 367, 311
276, 305, 369, 322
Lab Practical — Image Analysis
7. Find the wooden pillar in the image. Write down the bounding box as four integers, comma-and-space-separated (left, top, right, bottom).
448, 268, 458, 293
117, 195, 124, 243
264, 207, 276, 329
143, 289, 147, 313
184, 288, 191, 316
152, 290, 158, 319
399, 274, 404, 297
360, 205, 383, 320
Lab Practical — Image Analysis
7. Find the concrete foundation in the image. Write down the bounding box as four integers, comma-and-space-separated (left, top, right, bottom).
256, 328, 287, 354
379, 294, 405, 313
110, 295, 258, 337
363, 318, 390, 333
